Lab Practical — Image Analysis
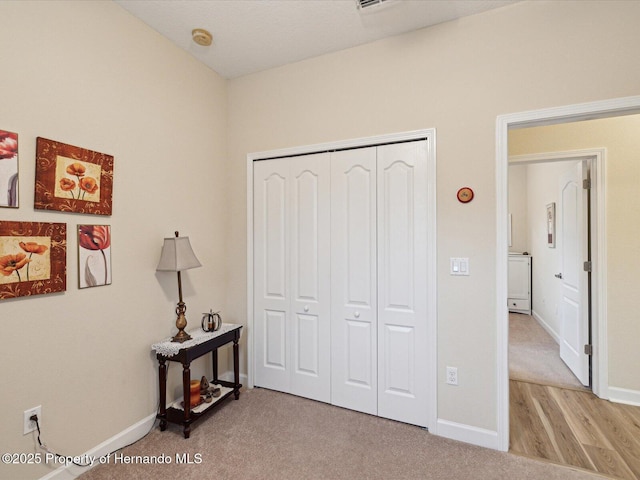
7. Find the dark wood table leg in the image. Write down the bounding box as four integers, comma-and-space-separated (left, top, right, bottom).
182, 362, 191, 439
158, 356, 167, 431
212, 349, 219, 384
233, 336, 240, 399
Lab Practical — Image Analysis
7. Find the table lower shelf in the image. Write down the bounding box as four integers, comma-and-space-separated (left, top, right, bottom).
160, 380, 241, 428
169, 385, 234, 413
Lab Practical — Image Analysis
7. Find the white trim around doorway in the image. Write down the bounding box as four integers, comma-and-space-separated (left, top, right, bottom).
496, 95, 640, 452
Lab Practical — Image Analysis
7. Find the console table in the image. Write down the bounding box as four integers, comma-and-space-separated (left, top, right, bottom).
152, 324, 242, 438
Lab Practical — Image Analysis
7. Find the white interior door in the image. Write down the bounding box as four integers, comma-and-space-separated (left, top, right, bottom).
289, 153, 331, 402
331, 147, 378, 414
377, 141, 429, 427
253, 158, 291, 393
558, 161, 590, 386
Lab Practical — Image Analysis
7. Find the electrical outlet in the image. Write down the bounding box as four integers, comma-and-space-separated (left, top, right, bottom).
23, 406, 41, 435
446, 367, 458, 386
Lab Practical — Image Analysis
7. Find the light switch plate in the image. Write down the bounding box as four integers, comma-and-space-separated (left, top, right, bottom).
450, 257, 469, 276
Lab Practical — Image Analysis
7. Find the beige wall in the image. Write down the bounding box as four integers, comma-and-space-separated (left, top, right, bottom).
226, 0, 640, 432
509, 114, 640, 391
0, 2, 228, 479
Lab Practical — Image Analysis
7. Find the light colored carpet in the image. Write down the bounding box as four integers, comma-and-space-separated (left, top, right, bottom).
509, 312, 586, 390
78, 387, 606, 480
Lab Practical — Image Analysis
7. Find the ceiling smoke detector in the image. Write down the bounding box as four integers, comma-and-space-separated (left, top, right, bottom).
192, 28, 213, 46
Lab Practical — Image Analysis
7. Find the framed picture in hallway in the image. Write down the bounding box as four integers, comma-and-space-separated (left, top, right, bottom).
546, 202, 555, 248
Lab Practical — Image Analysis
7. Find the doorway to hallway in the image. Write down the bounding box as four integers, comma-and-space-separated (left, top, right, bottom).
507, 153, 599, 391
496, 95, 640, 454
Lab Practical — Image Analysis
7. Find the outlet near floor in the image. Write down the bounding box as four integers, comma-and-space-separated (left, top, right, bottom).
446, 367, 458, 386
23, 406, 41, 435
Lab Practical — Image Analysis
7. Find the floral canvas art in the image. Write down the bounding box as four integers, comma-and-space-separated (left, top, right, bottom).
34, 137, 113, 215
0, 221, 66, 300
78, 225, 111, 288
0, 130, 19, 208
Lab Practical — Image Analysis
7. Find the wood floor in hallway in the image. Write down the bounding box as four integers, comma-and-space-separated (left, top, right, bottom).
510, 379, 640, 479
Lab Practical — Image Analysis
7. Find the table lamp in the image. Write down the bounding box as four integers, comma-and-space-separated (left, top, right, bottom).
156, 231, 202, 342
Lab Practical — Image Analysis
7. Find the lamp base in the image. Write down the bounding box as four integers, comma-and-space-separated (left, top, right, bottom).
171, 304, 191, 343
172, 329, 192, 343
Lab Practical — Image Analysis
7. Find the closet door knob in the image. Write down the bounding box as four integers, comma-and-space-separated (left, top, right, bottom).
304, 305, 309, 312
354, 311, 360, 318
555, 273, 563, 279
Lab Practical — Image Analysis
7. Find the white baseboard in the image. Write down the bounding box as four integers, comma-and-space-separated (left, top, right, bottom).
608, 387, 640, 407
532, 310, 561, 344
435, 419, 499, 450
39, 412, 157, 480
39, 369, 246, 480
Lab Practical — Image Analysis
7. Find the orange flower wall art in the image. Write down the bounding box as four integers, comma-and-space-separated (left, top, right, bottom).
35, 137, 113, 215
0, 222, 66, 300
78, 224, 111, 288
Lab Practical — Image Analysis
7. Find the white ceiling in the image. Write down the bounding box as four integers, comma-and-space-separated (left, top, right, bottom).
115, 0, 520, 79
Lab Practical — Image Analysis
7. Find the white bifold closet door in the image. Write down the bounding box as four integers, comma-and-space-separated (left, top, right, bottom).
253, 153, 331, 403
330, 147, 378, 415
376, 142, 429, 427
331, 141, 429, 427
254, 141, 429, 427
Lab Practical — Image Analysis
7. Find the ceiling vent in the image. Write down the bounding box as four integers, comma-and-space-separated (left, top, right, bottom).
356, 0, 395, 10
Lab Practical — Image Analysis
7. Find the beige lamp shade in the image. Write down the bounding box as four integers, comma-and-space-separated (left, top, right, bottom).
156, 235, 202, 272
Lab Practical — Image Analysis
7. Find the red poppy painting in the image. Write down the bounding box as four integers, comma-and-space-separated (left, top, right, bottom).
0, 129, 19, 208
34, 137, 113, 215
0, 221, 66, 300
77, 224, 112, 288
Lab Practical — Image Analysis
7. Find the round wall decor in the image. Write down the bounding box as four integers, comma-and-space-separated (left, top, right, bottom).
456, 187, 474, 203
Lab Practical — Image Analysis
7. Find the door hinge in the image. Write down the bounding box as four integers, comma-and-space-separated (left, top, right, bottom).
583, 178, 591, 189
584, 344, 593, 355
583, 261, 592, 272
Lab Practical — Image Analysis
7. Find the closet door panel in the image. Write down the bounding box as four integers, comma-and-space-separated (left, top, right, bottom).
289, 153, 331, 402
383, 161, 414, 309
254, 159, 291, 393
383, 325, 414, 394
331, 147, 377, 415
264, 310, 287, 369
377, 141, 429, 427
345, 320, 373, 385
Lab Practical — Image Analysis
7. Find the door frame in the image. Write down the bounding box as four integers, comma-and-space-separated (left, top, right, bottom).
509, 150, 604, 389
496, 95, 640, 452
246, 128, 438, 431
